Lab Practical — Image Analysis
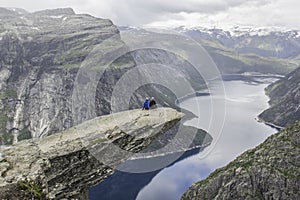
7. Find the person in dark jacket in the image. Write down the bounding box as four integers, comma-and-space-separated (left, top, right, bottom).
142, 98, 150, 110
150, 97, 157, 108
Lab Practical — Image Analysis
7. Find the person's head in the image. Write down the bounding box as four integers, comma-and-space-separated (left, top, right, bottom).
150, 97, 154, 100
146, 97, 149, 100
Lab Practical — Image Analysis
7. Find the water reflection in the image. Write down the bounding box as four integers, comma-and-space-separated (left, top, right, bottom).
89, 148, 203, 200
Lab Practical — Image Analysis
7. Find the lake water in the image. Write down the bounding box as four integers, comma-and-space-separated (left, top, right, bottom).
90, 78, 277, 200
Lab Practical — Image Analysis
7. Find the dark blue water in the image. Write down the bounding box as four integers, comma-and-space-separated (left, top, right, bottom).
90, 78, 277, 200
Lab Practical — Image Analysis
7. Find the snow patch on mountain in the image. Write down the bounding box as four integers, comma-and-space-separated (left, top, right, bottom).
176, 25, 300, 38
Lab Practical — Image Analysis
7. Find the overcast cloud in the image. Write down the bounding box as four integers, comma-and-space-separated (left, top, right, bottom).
0, 0, 299, 29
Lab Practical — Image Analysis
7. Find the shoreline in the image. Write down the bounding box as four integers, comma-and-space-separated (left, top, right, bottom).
128, 142, 212, 160
176, 73, 281, 105
175, 90, 210, 105
209, 73, 284, 82
255, 117, 283, 130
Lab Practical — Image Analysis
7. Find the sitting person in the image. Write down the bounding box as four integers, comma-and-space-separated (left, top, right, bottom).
142, 98, 150, 110
150, 97, 157, 108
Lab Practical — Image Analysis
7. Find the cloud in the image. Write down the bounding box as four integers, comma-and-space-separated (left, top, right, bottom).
74, 0, 275, 26
133, 0, 273, 14
0, 0, 299, 29
143, 0, 300, 29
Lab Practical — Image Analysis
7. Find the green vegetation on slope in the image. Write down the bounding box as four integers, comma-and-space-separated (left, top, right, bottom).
182, 120, 300, 200
0, 89, 18, 99
201, 40, 298, 75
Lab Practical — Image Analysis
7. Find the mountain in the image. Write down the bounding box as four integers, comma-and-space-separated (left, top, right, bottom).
0, 8, 202, 145
181, 27, 299, 75
182, 120, 300, 200
177, 26, 300, 60
122, 26, 298, 75
0, 7, 123, 144
259, 66, 300, 127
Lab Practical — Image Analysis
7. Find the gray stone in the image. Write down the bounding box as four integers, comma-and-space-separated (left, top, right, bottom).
0, 107, 183, 199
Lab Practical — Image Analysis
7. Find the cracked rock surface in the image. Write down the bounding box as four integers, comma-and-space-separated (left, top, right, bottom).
0, 108, 183, 199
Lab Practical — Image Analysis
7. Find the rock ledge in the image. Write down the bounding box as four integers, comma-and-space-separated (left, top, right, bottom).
0, 108, 183, 199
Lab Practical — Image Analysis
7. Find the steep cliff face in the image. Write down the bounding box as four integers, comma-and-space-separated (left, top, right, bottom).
0, 108, 183, 199
181, 120, 300, 200
259, 66, 300, 127
0, 7, 121, 144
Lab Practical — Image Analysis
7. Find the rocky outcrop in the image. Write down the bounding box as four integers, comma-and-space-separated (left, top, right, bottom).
259, 66, 300, 127
181, 120, 300, 200
0, 108, 183, 199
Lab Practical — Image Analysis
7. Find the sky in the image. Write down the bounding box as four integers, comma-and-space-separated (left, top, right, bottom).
1, 0, 299, 29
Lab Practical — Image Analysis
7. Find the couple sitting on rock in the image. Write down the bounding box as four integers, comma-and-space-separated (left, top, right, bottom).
142, 97, 157, 110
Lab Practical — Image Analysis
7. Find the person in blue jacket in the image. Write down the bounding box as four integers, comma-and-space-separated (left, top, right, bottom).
142, 98, 150, 110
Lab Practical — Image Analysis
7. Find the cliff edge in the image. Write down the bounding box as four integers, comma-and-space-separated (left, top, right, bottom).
0, 108, 183, 199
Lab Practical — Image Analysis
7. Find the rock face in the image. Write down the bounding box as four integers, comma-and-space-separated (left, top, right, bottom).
259, 66, 300, 127
0, 107, 183, 199
0, 7, 121, 144
181, 120, 300, 200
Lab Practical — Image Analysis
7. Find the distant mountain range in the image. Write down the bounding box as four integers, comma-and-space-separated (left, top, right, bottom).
120, 26, 299, 75
176, 26, 300, 59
